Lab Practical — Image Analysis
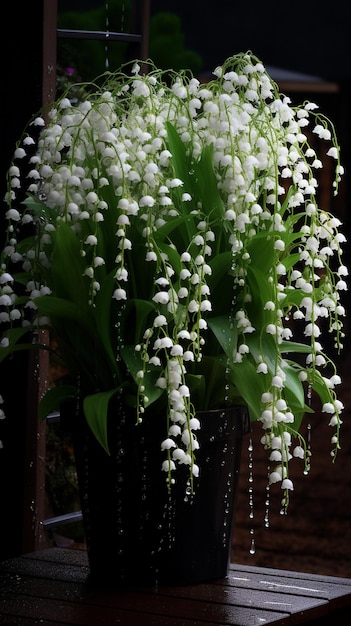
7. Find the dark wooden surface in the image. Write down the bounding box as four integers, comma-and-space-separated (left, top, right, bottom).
0, 547, 351, 625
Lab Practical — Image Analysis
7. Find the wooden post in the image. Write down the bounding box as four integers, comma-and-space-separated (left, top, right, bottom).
22, 333, 51, 552
22, 0, 57, 554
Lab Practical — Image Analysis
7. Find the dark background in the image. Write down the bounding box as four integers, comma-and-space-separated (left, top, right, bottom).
152, 0, 351, 82
55, 0, 351, 81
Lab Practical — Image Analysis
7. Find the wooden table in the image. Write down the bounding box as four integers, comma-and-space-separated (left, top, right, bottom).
0, 547, 350, 625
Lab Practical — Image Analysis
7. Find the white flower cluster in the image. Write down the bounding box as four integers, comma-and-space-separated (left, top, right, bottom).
0, 52, 347, 503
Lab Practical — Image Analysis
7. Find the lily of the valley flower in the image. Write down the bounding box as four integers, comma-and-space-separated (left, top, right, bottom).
0, 52, 347, 508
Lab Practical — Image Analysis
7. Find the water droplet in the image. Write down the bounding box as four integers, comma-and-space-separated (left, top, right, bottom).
247, 437, 256, 554
249, 538, 256, 555
307, 383, 312, 402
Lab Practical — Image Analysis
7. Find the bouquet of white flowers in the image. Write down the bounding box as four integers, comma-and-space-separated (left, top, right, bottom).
0, 51, 347, 511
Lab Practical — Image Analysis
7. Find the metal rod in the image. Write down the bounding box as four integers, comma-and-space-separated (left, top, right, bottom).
41, 511, 83, 529
57, 28, 141, 43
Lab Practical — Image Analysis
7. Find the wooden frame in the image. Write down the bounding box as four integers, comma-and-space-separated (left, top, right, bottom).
4, 0, 151, 557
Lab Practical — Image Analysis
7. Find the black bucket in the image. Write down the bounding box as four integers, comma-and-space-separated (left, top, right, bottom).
68, 403, 250, 586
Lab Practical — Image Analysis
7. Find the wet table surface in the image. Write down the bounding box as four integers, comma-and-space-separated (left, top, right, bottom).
1, 547, 351, 625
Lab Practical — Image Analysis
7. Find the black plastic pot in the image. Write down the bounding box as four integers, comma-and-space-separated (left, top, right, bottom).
67, 402, 250, 586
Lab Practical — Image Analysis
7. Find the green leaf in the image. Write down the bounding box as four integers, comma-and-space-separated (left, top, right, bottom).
208, 251, 233, 289
229, 357, 267, 422
280, 340, 314, 354
35, 293, 118, 390
38, 385, 78, 422
154, 215, 188, 242
186, 356, 240, 410
309, 368, 335, 407
208, 315, 238, 356
83, 389, 119, 455
281, 362, 306, 410
93, 270, 119, 371
120, 344, 163, 406
166, 122, 225, 224
23, 195, 59, 222
122, 299, 156, 346
166, 121, 198, 198
245, 332, 279, 372
51, 221, 89, 304
0, 327, 34, 362
157, 242, 183, 276
194, 144, 225, 221
207, 252, 236, 316
280, 252, 302, 271
246, 233, 275, 274
34, 296, 83, 321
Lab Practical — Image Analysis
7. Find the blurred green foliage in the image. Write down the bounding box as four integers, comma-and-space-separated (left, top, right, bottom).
57, 1, 203, 81
148, 12, 203, 74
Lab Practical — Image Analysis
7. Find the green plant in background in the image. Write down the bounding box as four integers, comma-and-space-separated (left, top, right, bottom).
148, 12, 203, 75
57, 2, 203, 82
57, 0, 133, 80
0, 51, 347, 512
